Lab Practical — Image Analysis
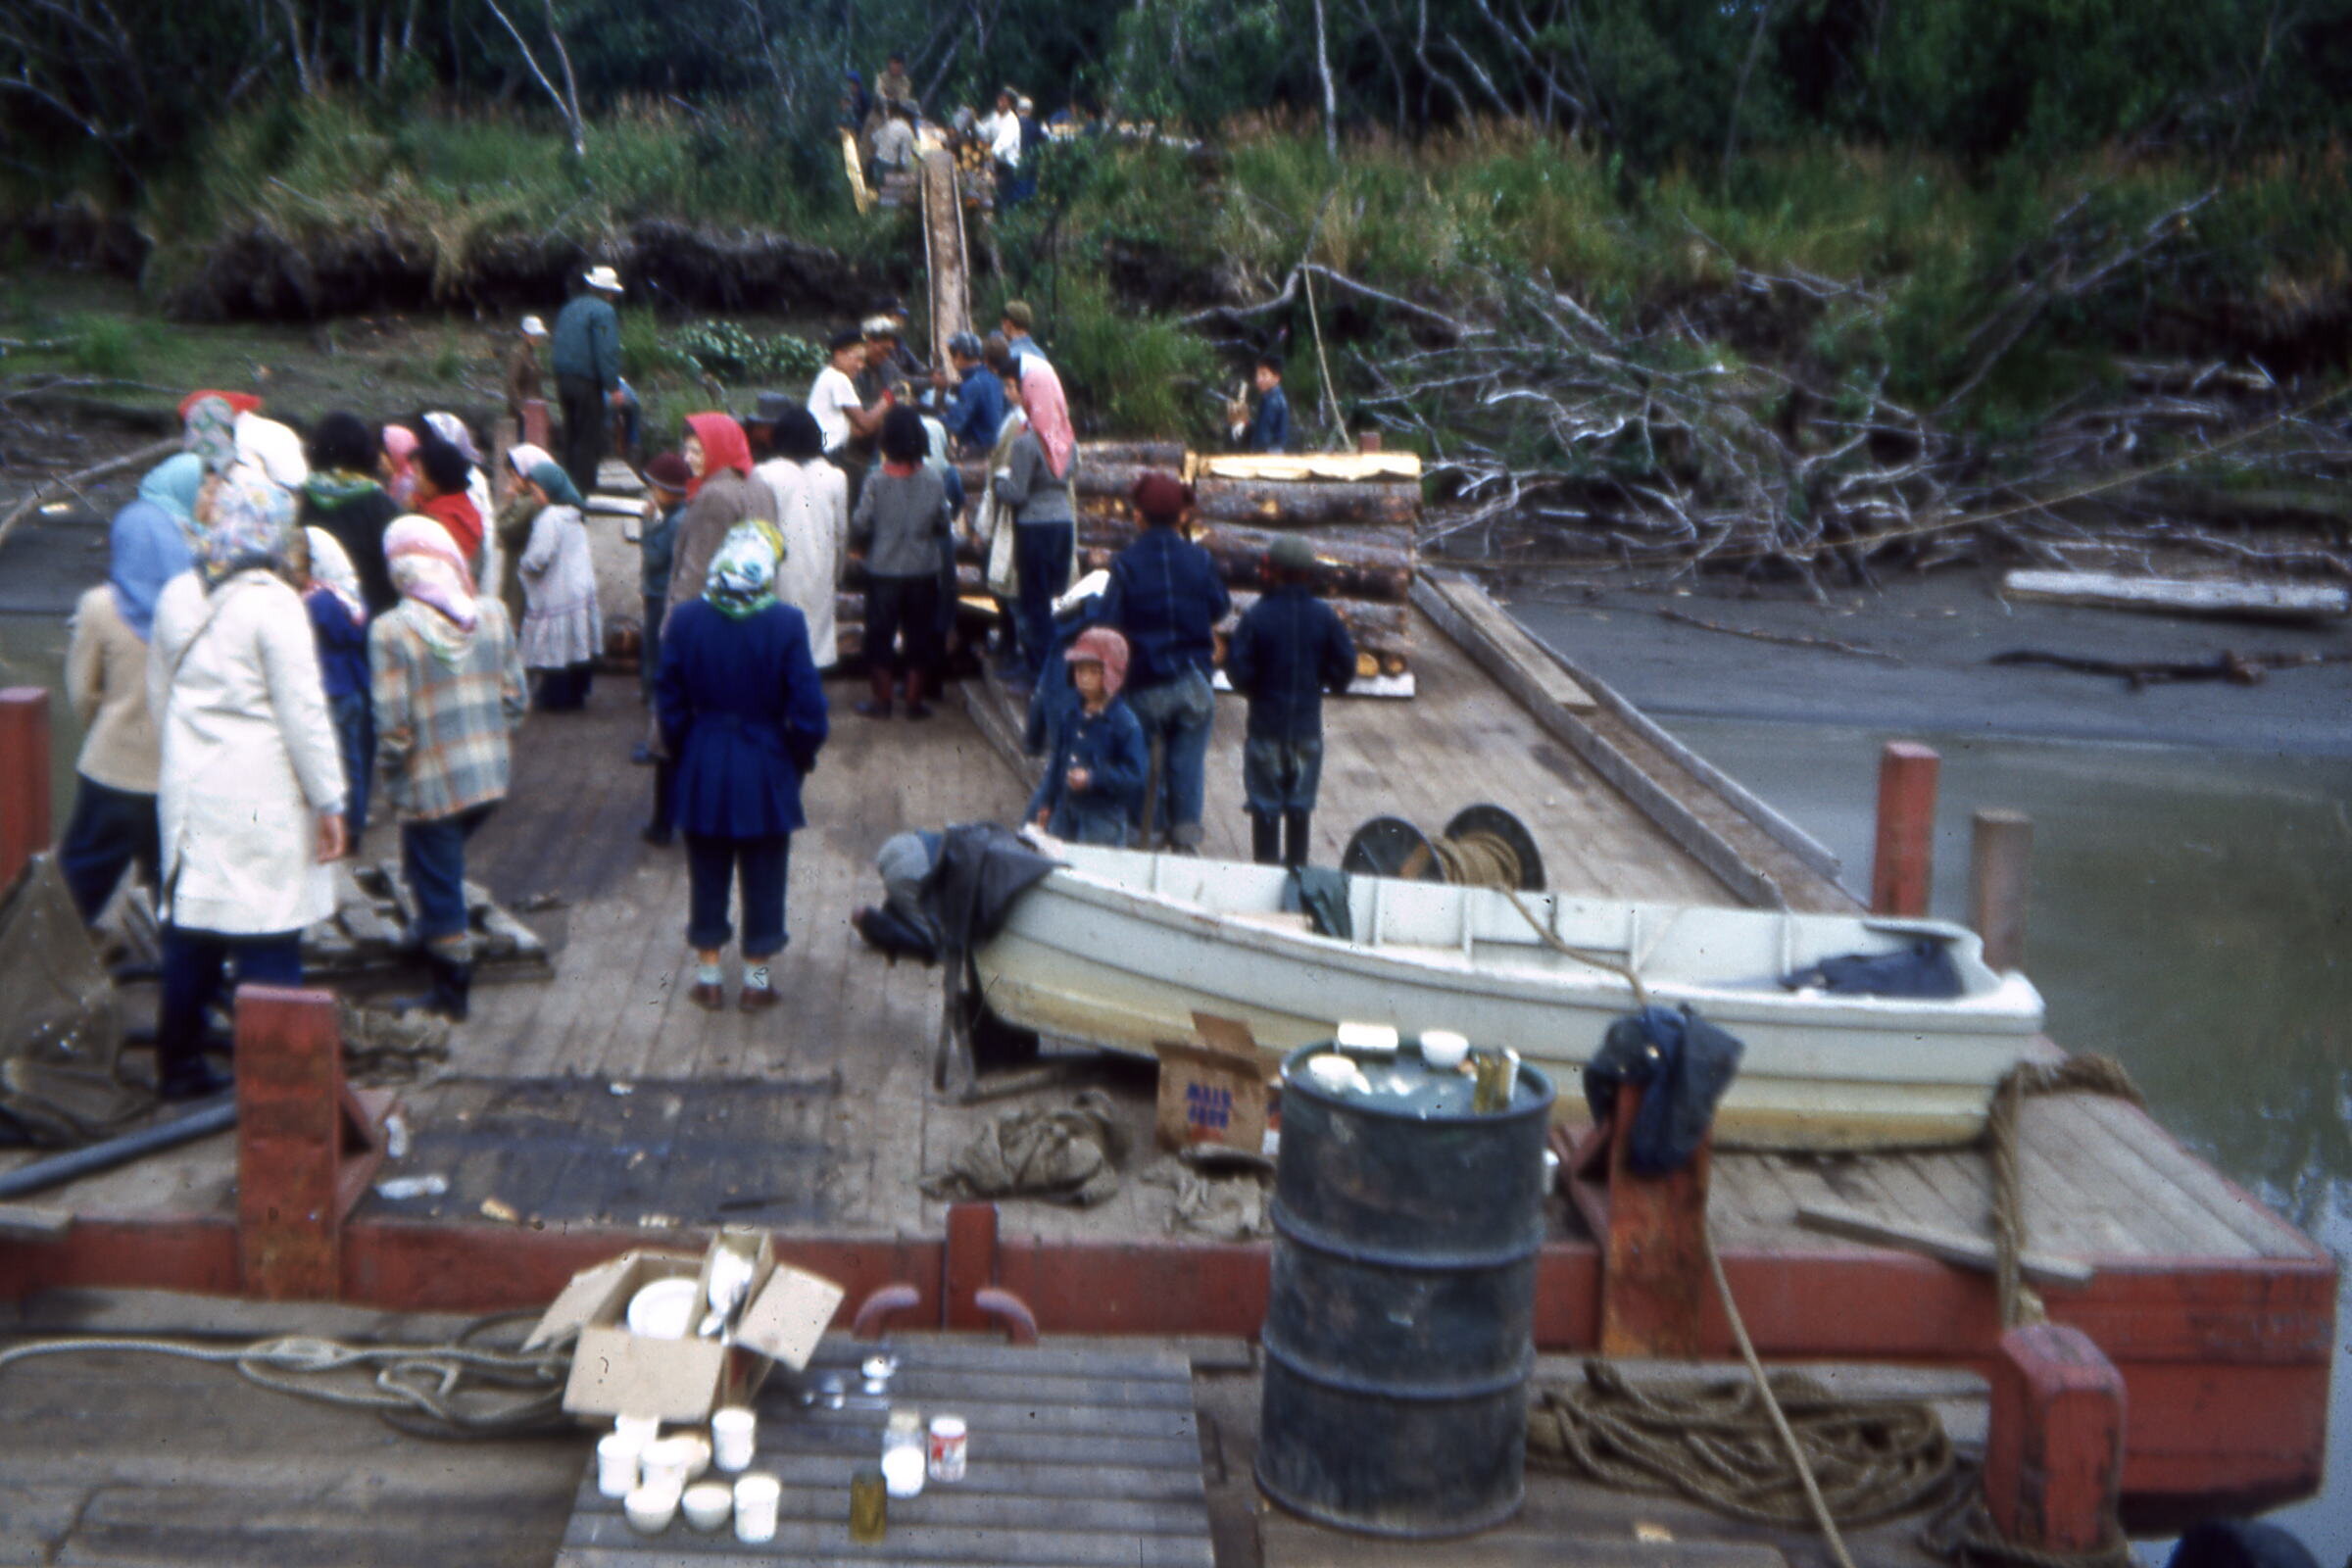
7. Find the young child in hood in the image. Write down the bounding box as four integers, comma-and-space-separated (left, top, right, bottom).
1027, 626, 1147, 847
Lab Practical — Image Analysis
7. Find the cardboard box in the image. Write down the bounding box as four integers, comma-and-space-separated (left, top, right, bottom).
525, 1229, 845, 1424
1155, 1013, 1272, 1154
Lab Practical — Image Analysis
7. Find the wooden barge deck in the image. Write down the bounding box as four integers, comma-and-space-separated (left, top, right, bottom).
0, 577, 2332, 1538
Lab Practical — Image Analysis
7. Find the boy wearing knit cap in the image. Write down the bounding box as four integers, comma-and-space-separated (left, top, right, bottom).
1028, 626, 1148, 846
1225, 535, 1354, 866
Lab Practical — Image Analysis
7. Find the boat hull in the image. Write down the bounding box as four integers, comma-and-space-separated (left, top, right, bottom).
973, 846, 2045, 1151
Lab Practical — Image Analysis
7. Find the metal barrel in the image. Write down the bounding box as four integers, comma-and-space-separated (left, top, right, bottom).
1255, 1046, 1555, 1538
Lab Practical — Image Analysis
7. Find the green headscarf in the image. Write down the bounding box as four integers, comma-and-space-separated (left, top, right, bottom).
526, 461, 585, 510
705, 519, 787, 620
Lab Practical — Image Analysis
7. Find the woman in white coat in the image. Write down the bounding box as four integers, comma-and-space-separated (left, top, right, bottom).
767, 407, 849, 669
514, 460, 603, 710
148, 468, 349, 1100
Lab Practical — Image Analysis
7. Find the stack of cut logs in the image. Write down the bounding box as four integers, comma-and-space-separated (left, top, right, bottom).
937, 440, 1421, 681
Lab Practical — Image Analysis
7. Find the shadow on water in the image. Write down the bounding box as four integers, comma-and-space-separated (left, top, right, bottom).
1669, 715, 2352, 1558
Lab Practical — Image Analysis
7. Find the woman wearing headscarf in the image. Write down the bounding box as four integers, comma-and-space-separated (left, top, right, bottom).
655, 521, 828, 1011
57, 454, 200, 924
850, 406, 954, 718
423, 411, 499, 588
663, 414, 780, 625
412, 434, 485, 573
493, 441, 557, 630
369, 517, 528, 1021
299, 411, 402, 614
147, 468, 348, 1100
991, 356, 1080, 684
296, 525, 375, 841
514, 460, 603, 710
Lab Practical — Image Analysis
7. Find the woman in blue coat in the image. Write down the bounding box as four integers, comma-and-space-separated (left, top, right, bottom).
655, 520, 829, 1012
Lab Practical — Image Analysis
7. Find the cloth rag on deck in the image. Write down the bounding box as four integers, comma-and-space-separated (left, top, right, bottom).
1582, 1005, 1744, 1176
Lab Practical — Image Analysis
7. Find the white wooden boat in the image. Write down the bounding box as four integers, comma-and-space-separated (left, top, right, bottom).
973, 842, 2046, 1151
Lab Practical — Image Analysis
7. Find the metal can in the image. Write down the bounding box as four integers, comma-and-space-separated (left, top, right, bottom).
927, 1414, 967, 1482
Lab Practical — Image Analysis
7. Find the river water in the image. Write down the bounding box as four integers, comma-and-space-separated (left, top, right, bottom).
1659, 716, 2351, 1555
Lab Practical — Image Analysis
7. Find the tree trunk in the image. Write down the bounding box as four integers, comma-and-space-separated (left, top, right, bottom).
1192, 475, 1422, 527
1312, 0, 1340, 160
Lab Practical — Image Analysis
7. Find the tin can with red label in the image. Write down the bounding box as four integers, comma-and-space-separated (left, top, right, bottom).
926, 1414, 967, 1482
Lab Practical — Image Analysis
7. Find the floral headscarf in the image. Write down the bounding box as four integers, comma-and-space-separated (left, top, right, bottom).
705, 519, 787, 620
194, 466, 297, 585
384, 514, 478, 662
182, 396, 240, 475
1020, 359, 1074, 480
111, 455, 202, 640
304, 526, 367, 620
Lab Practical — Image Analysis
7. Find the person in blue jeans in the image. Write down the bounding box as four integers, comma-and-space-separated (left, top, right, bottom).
990, 356, 1078, 684
1028, 626, 1148, 847
1101, 472, 1229, 852
1225, 535, 1355, 866
656, 521, 829, 1012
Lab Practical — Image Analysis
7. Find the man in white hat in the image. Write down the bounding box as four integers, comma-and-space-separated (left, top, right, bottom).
506, 315, 549, 431
551, 266, 624, 496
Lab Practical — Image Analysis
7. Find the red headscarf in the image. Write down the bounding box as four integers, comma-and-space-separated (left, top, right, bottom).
685, 413, 753, 498
1067, 625, 1130, 699
176, 388, 262, 418
1019, 361, 1074, 480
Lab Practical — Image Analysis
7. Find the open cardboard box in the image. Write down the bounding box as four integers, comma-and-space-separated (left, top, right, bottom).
524, 1229, 846, 1424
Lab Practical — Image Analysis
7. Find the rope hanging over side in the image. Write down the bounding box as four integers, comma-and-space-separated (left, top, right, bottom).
1984, 1055, 2144, 1330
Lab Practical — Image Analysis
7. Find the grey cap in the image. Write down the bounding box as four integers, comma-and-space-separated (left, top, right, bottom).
754, 390, 798, 423
948, 330, 985, 362
1269, 535, 1317, 572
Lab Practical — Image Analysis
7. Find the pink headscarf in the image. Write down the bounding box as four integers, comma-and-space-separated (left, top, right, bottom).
384, 514, 477, 635
1020, 360, 1074, 480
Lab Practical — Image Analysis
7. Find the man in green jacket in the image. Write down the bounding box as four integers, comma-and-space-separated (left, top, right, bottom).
551, 265, 624, 496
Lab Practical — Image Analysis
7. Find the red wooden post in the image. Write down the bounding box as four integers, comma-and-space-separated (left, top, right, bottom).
1870, 740, 1940, 916
944, 1200, 999, 1331
1597, 1085, 1714, 1357
521, 397, 551, 453
1984, 1323, 2127, 1552
0, 688, 53, 895
1356, 431, 1383, 454
236, 986, 394, 1300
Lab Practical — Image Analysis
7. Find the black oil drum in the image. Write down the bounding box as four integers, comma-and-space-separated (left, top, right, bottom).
1255, 1043, 1555, 1538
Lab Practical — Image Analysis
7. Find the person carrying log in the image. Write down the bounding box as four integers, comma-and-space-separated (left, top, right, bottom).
1225, 535, 1355, 867
1101, 472, 1229, 853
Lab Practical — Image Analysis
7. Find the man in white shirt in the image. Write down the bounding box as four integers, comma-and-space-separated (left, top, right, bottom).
807, 327, 879, 455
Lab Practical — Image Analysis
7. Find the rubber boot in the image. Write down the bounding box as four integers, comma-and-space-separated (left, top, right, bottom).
1249, 811, 1281, 866
1282, 809, 1313, 868
392, 951, 471, 1022
903, 667, 932, 721
856, 666, 894, 719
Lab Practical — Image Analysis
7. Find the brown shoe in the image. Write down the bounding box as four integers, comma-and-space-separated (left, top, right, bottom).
689, 981, 726, 1011
739, 984, 781, 1012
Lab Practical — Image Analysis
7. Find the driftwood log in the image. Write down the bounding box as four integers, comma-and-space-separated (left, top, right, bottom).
1075, 513, 1416, 601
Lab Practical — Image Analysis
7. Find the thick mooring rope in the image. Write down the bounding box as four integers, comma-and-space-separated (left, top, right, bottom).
1984, 1055, 2144, 1330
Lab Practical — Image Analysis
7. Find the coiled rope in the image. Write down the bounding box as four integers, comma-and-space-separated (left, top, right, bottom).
0, 1311, 574, 1441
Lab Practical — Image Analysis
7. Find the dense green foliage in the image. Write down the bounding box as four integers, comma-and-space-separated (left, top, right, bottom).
6, 0, 2347, 209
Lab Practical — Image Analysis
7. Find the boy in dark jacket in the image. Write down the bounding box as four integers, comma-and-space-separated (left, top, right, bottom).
1224, 535, 1354, 866
1028, 626, 1148, 847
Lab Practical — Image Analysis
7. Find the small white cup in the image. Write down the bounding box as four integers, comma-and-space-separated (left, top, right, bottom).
640, 1436, 700, 1494
733, 1474, 782, 1544
882, 1443, 926, 1498
623, 1483, 679, 1535
677, 1433, 712, 1481
613, 1413, 662, 1449
1419, 1030, 1469, 1070
710, 1406, 757, 1472
681, 1480, 734, 1533
596, 1432, 644, 1499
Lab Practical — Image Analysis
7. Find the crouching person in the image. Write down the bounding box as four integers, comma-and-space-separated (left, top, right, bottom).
656, 521, 828, 1012
371, 516, 527, 1020
852, 829, 944, 964
1027, 626, 1146, 846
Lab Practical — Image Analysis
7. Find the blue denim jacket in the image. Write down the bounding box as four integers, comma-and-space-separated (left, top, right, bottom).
1027, 697, 1148, 844
1225, 585, 1355, 745
1102, 528, 1231, 691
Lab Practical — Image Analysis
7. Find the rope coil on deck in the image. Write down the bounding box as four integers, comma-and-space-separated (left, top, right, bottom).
0, 1312, 573, 1440
1529, 1358, 1959, 1528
